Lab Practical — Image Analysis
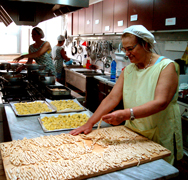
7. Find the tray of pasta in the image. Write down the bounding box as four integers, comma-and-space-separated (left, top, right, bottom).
9, 100, 56, 116
38, 111, 98, 132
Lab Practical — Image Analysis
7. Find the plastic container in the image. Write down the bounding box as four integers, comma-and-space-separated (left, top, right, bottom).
83, 54, 87, 67
110, 60, 116, 79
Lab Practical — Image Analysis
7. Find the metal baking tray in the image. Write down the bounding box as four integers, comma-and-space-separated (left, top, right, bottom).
46, 99, 86, 113
46, 85, 71, 96
9, 100, 56, 117
38, 111, 98, 132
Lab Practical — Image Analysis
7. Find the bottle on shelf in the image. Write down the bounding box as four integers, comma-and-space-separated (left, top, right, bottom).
83, 54, 87, 68
110, 59, 116, 79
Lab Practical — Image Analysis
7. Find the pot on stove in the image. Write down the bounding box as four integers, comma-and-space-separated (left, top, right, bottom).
2, 73, 24, 84
38, 75, 55, 85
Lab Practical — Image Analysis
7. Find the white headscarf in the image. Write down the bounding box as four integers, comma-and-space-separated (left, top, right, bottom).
123, 25, 156, 47
57, 35, 65, 41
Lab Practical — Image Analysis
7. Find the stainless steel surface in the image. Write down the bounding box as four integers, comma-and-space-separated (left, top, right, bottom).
65, 68, 105, 92
65, 68, 87, 92
0, 0, 89, 26
46, 85, 71, 96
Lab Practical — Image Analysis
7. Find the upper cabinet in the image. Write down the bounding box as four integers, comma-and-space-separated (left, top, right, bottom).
85, 5, 93, 34
71, 0, 188, 36
114, 0, 128, 33
72, 11, 78, 36
93, 2, 103, 34
102, 0, 114, 33
67, 13, 72, 36
78, 8, 85, 35
153, 0, 188, 30
128, 0, 153, 30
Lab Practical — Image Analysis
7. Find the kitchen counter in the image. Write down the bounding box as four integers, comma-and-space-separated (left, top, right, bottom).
1, 105, 179, 179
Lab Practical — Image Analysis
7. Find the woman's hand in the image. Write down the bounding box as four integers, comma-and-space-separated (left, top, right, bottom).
69, 122, 93, 136
102, 110, 127, 125
13, 55, 24, 62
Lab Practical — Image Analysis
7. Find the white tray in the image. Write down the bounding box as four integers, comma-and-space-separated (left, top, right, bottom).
38, 111, 98, 133
9, 100, 56, 117
46, 99, 86, 113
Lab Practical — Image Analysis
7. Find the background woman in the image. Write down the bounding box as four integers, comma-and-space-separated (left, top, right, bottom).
52, 35, 72, 82
70, 25, 183, 165
13, 27, 56, 76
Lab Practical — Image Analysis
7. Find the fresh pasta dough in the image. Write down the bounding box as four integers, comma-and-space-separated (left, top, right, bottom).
50, 100, 84, 111
0, 126, 170, 180
14, 101, 52, 115
41, 113, 89, 130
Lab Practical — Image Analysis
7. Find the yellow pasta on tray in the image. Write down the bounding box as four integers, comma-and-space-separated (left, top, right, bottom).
38, 111, 92, 132
10, 101, 56, 116
49, 99, 85, 112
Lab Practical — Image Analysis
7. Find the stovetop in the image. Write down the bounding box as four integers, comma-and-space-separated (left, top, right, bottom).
0, 80, 74, 104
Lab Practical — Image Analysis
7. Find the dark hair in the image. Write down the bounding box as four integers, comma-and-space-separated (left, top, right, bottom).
32, 27, 44, 38
122, 33, 152, 52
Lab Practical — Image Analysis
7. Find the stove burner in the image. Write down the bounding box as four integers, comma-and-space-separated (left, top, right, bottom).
0, 79, 74, 104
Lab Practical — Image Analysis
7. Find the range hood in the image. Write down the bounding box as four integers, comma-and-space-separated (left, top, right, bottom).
0, 0, 89, 26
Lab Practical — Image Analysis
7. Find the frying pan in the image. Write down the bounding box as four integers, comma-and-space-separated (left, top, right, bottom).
25, 64, 45, 70
2, 74, 24, 84
71, 41, 77, 56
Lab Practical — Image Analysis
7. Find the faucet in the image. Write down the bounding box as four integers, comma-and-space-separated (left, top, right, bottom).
77, 54, 82, 65
95, 58, 105, 74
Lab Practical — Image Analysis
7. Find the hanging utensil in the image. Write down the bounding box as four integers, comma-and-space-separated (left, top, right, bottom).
71, 41, 77, 56
77, 40, 83, 54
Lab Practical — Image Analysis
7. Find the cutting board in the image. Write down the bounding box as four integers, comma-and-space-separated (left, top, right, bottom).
0, 126, 171, 180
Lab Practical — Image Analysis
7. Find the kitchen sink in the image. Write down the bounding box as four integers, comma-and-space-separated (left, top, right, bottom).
65, 68, 106, 93
75, 71, 103, 76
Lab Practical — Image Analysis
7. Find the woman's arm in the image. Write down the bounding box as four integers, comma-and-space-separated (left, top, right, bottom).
13, 41, 51, 62
69, 71, 124, 135
102, 62, 178, 124
60, 48, 70, 62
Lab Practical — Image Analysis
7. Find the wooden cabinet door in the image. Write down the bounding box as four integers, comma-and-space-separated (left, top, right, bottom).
128, 0, 153, 30
102, 0, 114, 33
93, 2, 103, 34
85, 5, 93, 34
114, 0, 128, 33
153, 0, 188, 30
67, 13, 72, 36
72, 11, 78, 35
78, 8, 85, 35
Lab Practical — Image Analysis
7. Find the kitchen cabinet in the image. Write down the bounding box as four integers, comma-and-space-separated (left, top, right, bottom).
72, 11, 78, 35
128, 0, 153, 30
102, 0, 114, 33
85, 5, 93, 34
78, 8, 85, 35
67, 13, 72, 36
93, 2, 103, 34
114, 0, 128, 32
153, 0, 188, 30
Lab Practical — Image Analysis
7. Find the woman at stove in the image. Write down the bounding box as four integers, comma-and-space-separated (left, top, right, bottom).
70, 25, 183, 165
13, 27, 56, 76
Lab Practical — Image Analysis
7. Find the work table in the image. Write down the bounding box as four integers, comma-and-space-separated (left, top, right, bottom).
1, 104, 179, 180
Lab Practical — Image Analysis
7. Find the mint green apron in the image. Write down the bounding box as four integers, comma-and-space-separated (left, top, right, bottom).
123, 59, 183, 164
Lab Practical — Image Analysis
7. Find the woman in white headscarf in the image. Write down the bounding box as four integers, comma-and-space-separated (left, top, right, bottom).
52, 35, 72, 82
70, 25, 183, 165
13, 27, 56, 76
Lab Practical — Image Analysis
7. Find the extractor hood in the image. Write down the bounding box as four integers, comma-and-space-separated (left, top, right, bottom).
0, 0, 89, 26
